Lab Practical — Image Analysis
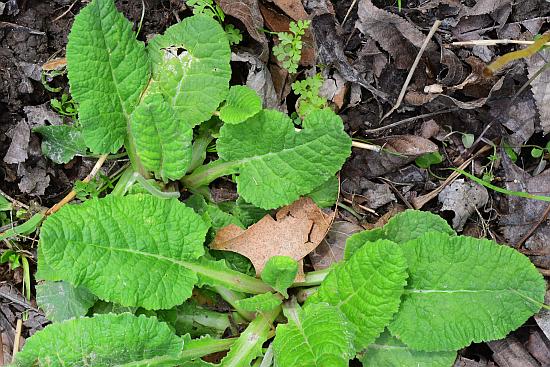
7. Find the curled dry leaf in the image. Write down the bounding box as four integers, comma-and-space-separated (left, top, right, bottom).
527, 49, 550, 134
438, 179, 488, 231
218, 0, 269, 61
211, 197, 331, 276
355, 0, 437, 70
309, 221, 363, 270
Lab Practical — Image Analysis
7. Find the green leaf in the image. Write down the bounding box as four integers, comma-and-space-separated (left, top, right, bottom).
311, 240, 408, 351
308, 175, 339, 208
39, 194, 209, 309
388, 232, 546, 352
33, 125, 87, 164
415, 152, 443, 169
235, 292, 282, 312
345, 210, 455, 260
221, 306, 280, 367
66, 0, 149, 153
36, 281, 98, 323
531, 147, 544, 158
130, 92, 193, 181
461, 133, 474, 149
273, 302, 354, 367
261, 256, 298, 298
215, 108, 351, 209
219, 85, 262, 124
14, 313, 183, 366
147, 15, 231, 128
360, 331, 456, 367
218, 197, 269, 227
0, 195, 11, 211
0, 212, 44, 241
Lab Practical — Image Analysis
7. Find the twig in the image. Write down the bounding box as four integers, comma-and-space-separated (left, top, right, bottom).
351, 141, 381, 151
0, 289, 40, 313
342, 0, 358, 26
0, 330, 4, 366
0, 190, 28, 210
380, 19, 442, 122
53, 0, 78, 22
11, 319, 22, 361
537, 267, 550, 277
46, 154, 108, 215
0, 22, 45, 35
451, 39, 550, 47
411, 144, 493, 209
378, 177, 413, 209
515, 203, 550, 249
365, 108, 458, 134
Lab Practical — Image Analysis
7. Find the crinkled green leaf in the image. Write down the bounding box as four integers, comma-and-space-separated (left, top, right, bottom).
0, 212, 44, 241
0, 195, 11, 211
308, 175, 339, 208
345, 210, 455, 260
361, 331, 456, 367
218, 197, 269, 228
33, 125, 87, 164
216, 108, 351, 209
219, 85, 262, 124
36, 281, 98, 323
261, 256, 298, 298
91, 300, 137, 315
389, 232, 546, 352
66, 0, 149, 153
130, 92, 193, 181
273, 302, 354, 367
39, 194, 209, 309
14, 313, 183, 367
235, 292, 282, 312
312, 240, 408, 351
147, 15, 231, 128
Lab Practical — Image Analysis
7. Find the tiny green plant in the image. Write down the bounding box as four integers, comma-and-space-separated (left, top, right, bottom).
291, 73, 327, 118
186, 0, 242, 45
273, 20, 310, 73
10, 1, 548, 366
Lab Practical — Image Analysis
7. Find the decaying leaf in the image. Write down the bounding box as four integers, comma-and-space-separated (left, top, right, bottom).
270, 0, 308, 20
438, 179, 489, 231
309, 221, 363, 270
499, 154, 550, 256
219, 0, 268, 61
527, 49, 550, 134
356, 0, 437, 70
211, 197, 331, 276
4, 119, 30, 164
343, 135, 438, 179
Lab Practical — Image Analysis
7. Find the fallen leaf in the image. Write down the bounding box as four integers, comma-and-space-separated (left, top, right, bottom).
4, 119, 30, 164
218, 0, 268, 61
438, 179, 488, 231
341, 178, 396, 210
535, 290, 550, 340
499, 154, 550, 254
42, 57, 66, 71
309, 221, 363, 270
319, 72, 347, 111
24, 103, 63, 127
17, 164, 50, 196
488, 337, 540, 367
211, 197, 331, 276
355, 0, 437, 70
271, 0, 308, 20
526, 330, 550, 366
527, 48, 550, 134
343, 135, 439, 178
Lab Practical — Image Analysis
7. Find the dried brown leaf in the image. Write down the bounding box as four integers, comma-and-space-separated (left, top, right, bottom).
438, 179, 488, 231
218, 0, 268, 61
270, 0, 308, 20
527, 49, 550, 134
356, 0, 437, 70
211, 197, 331, 276
309, 221, 363, 270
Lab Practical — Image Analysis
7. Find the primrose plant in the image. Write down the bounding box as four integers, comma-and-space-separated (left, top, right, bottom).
13, 0, 546, 366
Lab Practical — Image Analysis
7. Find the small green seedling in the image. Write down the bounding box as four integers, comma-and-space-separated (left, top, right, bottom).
273, 20, 310, 73
292, 73, 327, 118
50, 93, 78, 117
186, 0, 242, 45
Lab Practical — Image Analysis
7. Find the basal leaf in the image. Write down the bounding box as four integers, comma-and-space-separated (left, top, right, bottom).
33, 125, 87, 164
235, 292, 282, 312
389, 232, 546, 352
216, 108, 351, 209
147, 15, 231, 128
261, 256, 298, 298
345, 210, 455, 260
130, 92, 193, 181
14, 313, 183, 367
273, 302, 354, 367
312, 240, 408, 351
66, 0, 149, 153
36, 281, 98, 323
219, 85, 262, 124
361, 331, 456, 367
308, 175, 339, 208
157, 301, 232, 338
39, 194, 209, 309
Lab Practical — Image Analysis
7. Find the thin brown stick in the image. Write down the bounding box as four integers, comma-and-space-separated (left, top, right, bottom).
537, 267, 550, 277
11, 319, 22, 362
0, 331, 4, 366
515, 203, 550, 249
411, 144, 493, 209
342, 0, 358, 26
451, 39, 550, 47
46, 154, 108, 215
365, 108, 458, 134
53, 0, 78, 22
351, 141, 381, 152
380, 19, 442, 122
